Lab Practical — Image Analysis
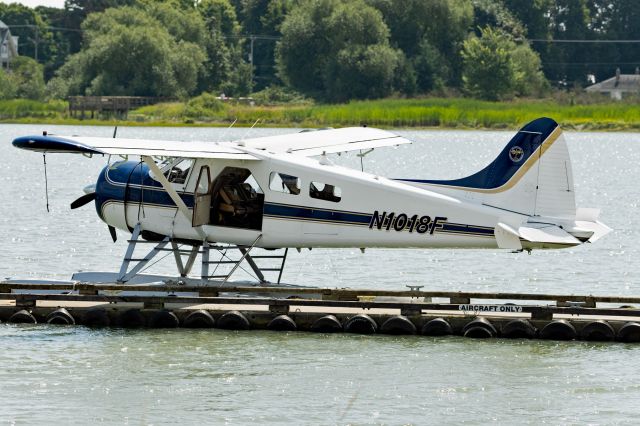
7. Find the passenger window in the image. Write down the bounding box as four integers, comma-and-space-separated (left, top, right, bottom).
269, 172, 301, 195
310, 182, 342, 203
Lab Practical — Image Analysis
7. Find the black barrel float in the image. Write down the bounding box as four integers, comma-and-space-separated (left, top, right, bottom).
216, 310, 251, 330
119, 308, 146, 328
83, 308, 110, 327
617, 322, 640, 343
344, 314, 377, 334
501, 319, 536, 339
183, 310, 215, 328
150, 310, 179, 328
421, 318, 453, 336
580, 320, 615, 342
268, 315, 297, 332
540, 319, 576, 341
462, 317, 497, 338
46, 308, 75, 325
310, 315, 342, 333
8, 309, 37, 324
380, 315, 416, 335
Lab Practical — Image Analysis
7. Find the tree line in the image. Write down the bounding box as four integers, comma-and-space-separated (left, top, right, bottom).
0, 0, 639, 103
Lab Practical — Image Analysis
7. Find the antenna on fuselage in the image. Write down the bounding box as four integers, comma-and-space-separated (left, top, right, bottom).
217, 118, 238, 143
357, 148, 374, 172
238, 119, 261, 145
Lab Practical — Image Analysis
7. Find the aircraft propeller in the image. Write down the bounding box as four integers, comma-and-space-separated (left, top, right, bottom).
69, 184, 117, 242
70, 192, 96, 209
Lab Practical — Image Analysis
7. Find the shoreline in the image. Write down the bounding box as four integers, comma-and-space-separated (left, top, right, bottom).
2, 117, 638, 132
1, 97, 639, 131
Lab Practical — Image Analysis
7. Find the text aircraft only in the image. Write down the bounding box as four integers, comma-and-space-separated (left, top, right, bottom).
12, 117, 610, 284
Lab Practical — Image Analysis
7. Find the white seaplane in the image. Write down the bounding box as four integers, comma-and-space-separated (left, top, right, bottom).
12, 117, 610, 287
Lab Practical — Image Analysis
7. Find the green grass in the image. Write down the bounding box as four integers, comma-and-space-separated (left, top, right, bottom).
2, 96, 640, 131
0, 99, 67, 119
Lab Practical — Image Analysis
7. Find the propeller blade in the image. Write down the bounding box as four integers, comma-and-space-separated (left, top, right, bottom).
108, 225, 117, 243
70, 192, 96, 209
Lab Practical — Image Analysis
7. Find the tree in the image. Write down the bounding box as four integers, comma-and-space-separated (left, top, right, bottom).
462, 27, 547, 100
462, 27, 516, 100
0, 56, 45, 100
276, 0, 399, 101
11, 56, 46, 100
232, 0, 295, 90
545, 0, 591, 85
366, 0, 473, 89
49, 6, 206, 97
0, 68, 17, 100
62, 0, 137, 53
471, 0, 526, 39
196, 0, 250, 95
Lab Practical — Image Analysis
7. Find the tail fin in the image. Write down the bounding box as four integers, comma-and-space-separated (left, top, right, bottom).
402, 117, 575, 218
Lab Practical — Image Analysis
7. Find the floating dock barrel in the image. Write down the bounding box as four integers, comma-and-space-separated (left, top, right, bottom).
183, 310, 215, 328
421, 318, 453, 336
150, 310, 179, 328
8, 309, 37, 324
380, 315, 416, 335
617, 322, 640, 343
580, 320, 615, 341
46, 308, 75, 325
344, 314, 377, 334
310, 315, 342, 333
501, 319, 536, 339
540, 320, 577, 340
267, 315, 297, 331
216, 310, 250, 330
462, 317, 497, 338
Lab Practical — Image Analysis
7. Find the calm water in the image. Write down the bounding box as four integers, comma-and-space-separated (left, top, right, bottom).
0, 124, 639, 424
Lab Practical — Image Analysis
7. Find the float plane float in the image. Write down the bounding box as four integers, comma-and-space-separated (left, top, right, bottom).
12, 117, 610, 287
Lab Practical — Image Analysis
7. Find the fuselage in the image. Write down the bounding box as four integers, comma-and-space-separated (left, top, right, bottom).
94, 149, 521, 249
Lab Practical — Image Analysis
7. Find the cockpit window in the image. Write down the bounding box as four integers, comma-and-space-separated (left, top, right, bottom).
163, 158, 193, 184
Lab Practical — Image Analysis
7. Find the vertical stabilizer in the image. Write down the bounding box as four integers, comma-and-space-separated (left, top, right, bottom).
398, 118, 576, 219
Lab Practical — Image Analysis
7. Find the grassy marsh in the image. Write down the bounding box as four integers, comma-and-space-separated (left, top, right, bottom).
1, 97, 638, 130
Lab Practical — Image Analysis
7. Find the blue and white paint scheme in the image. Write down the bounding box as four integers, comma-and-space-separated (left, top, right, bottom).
12, 118, 610, 257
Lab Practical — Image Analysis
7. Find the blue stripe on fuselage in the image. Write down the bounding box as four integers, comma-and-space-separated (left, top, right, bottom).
94, 161, 194, 221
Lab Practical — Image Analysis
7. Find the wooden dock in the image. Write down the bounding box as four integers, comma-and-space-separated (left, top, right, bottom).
2, 281, 640, 342
68, 96, 174, 119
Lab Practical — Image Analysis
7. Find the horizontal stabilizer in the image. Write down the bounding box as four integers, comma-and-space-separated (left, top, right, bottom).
519, 223, 581, 247
495, 222, 583, 249
574, 220, 612, 243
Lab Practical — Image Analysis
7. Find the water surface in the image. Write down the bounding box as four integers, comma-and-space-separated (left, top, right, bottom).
0, 124, 639, 424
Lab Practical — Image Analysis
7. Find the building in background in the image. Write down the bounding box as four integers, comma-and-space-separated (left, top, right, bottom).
586, 67, 640, 100
0, 20, 19, 69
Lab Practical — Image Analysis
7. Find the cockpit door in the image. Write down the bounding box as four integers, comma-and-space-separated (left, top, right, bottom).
192, 166, 211, 227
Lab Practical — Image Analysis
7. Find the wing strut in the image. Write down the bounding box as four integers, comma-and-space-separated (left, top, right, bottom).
140, 156, 206, 239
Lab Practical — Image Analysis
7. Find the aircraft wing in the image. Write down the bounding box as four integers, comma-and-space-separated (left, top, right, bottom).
12, 135, 258, 160
13, 127, 409, 159
238, 127, 411, 156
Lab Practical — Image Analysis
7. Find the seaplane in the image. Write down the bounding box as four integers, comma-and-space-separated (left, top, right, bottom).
11, 117, 610, 288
